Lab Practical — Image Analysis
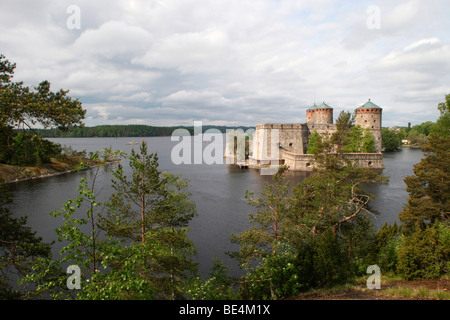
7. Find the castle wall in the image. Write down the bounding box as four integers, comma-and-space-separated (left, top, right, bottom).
282, 151, 383, 171
251, 123, 309, 162
307, 123, 337, 138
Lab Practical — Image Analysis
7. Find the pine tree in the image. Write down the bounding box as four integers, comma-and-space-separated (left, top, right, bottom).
399, 96, 449, 232
229, 169, 291, 299
306, 130, 322, 154
100, 141, 197, 299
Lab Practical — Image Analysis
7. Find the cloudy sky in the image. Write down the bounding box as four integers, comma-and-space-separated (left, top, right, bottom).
1, 0, 449, 127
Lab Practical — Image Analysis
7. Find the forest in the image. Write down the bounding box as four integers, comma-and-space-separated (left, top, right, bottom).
32, 124, 255, 138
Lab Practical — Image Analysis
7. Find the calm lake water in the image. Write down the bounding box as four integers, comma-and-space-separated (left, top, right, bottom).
6, 136, 424, 278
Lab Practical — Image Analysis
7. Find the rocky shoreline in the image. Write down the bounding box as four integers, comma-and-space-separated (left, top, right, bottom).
0, 156, 119, 184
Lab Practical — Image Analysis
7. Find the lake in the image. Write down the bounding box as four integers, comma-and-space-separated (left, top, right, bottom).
6, 136, 424, 278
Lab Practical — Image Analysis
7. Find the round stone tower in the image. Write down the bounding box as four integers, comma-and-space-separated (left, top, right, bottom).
314, 102, 333, 124
306, 103, 317, 125
355, 99, 382, 152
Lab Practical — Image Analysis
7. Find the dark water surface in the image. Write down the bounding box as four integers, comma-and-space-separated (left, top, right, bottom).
6, 136, 423, 277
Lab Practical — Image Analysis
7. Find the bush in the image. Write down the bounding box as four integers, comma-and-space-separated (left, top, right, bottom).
187, 258, 239, 300
239, 243, 304, 299
369, 222, 403, 273
397, 222, 450, 280
1, 132, 62, 165
294, 230, 351, 291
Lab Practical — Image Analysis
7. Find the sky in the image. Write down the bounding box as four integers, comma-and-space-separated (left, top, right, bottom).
1, 0, 449, 128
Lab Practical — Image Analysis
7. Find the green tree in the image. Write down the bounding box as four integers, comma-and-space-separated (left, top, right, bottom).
186, 257, 239, 300
287, 158, 386, 288
343, 125, 364, 153
361, 128, 376, 153
399, 96, 449, 232
100, 141, 197, 299
397, 222, 450, 280
382, 128, 402, 152
0, 55, 85, 131
23, 163, 120, 300
22, 145, 197, 300
0, 186, 52, 299
229, 169, 291, 299
432, 93, 450, 138
306, 130, 322, 154
331, 110, 354, 152
0, 54, 85, 165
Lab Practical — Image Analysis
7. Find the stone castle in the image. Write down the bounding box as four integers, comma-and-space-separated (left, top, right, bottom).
245, 99, 383, 171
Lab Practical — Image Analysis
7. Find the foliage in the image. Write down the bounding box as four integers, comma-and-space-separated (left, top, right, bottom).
230, 154, 387, 299
239, 242, 303, 299
307, 111, 375, 155
0, 55, 85, 131
0, 54, 85, 166
186, 258, 239, 300
368, 222, 403, 273
297, 229, 352, 289
399, 98, 449, 232
432, 93, 450, 138
397, 222, 450, 280
19, 144, 197, 300
33, 124, 256, 138
382, 128, 402, 152
8, 132, 62, 165
332, 111, 354, 152
229, 169, 290, 299
396, 94, 450, 281
343, 125, 376, 153
99, 141, 198, 299
306, 131, 321, 154
0, 186, 52, 299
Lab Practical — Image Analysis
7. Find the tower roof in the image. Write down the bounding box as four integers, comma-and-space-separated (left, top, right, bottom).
317, 102, 332, 109
308, 103, 318, 110
357, 99, 381, 109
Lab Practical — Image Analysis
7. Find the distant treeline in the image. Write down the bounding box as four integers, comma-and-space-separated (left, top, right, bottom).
31, 124, 255, 138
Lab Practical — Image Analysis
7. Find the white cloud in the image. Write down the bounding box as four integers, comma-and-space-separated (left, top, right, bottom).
72, 20, 153, 60
132, 29, 231, 73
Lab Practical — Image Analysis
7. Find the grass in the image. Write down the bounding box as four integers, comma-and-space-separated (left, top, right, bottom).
380, 286, 450, 300
294, 273, 450, 300
365, 273, 450, 300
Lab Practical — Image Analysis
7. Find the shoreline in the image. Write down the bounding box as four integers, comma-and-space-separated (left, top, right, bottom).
0, 156, 119, 184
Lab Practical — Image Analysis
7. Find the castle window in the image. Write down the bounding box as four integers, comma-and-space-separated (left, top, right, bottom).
368, 161, 373, 167
365, 120, 367, 123
289, 143, 293, 147
306, 163, 311, 167
372, 126, 374, 128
